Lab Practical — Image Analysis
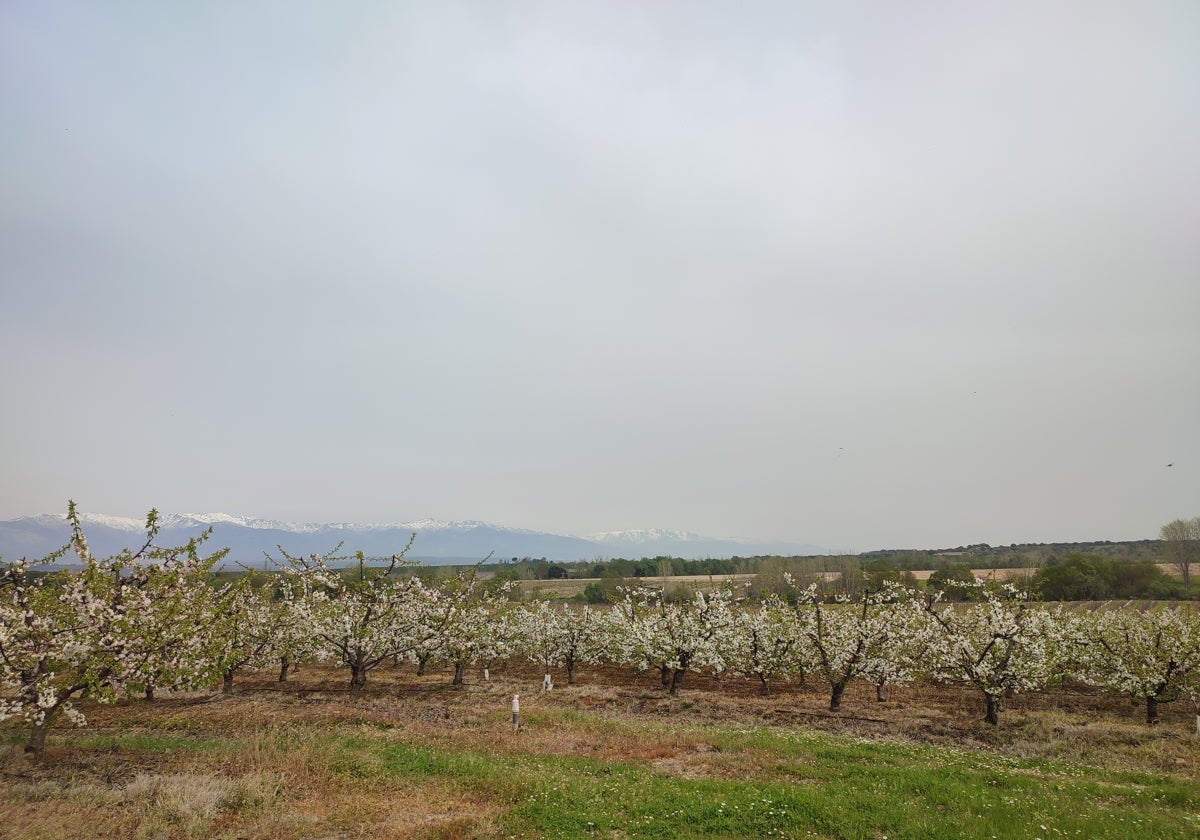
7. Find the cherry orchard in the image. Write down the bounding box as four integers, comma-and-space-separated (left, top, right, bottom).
0, 503, 228, 756
1069, 605, 1200, 724
5, 510, 1198, 762
920, 581, 1064, 725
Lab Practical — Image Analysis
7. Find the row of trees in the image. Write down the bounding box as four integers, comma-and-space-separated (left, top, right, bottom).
3, 507, 1198, 761
591, 581, 1197, 726
492, 529, 1191, 592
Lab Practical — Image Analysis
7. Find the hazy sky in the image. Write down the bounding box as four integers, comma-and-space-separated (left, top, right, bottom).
2, 2, 1197, 551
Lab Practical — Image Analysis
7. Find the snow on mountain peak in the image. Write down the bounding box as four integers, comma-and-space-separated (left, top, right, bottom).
10, 512, 532, 536
13, 513, 719, 546
78, 513, 147, 531
1, 511, 826, 563
162, 513, 334, 533
585, 528, 700, 544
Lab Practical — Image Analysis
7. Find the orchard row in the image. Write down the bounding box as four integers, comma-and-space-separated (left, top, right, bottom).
2, 506, 1197, 757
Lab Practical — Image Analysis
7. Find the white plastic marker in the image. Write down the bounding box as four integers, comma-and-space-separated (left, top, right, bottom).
512, 694, 520, 732
543, 673, 553, 691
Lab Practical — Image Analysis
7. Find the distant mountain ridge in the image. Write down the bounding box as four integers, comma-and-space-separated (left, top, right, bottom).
0, 512, 829, 566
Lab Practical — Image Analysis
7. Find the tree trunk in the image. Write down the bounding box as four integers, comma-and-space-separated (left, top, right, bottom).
1146, 696, 1159, 725
669, 667, 686, 696
660, 663, 671, 688
566, 655, 576, 685
984, 693, 1000, 725
668, 652, 691, 697
222, 668, 235, 695
830, 681, 846, 712
758, 673, 771, 696
25, 716, 52, 758
145, 685, 155, 702
875, 681, 886, 702
278, 657, 290, 683
20, 681, 59, 758
349, 664, 367, 697
417, 653, 429, 676
453, 661, 465, 686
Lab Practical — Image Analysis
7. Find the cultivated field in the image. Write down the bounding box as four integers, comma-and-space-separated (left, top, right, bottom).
2, 661, 1196, 839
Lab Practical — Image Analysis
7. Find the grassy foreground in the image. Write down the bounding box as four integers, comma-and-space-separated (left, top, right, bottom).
1, 665, 1197, 839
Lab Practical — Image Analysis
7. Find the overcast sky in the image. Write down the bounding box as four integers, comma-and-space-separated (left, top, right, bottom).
2, 1, 1197, 551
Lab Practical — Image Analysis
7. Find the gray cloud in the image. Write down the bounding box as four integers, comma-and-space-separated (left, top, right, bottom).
2, 1, 1197, 550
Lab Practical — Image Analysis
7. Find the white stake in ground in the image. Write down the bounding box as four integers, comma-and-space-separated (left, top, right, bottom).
512, 693, 520, 732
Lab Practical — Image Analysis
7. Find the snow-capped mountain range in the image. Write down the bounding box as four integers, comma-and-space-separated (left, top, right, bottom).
0, 512, 828, 566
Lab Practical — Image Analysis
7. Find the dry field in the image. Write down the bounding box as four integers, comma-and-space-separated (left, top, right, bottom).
2, 661, 1197, 839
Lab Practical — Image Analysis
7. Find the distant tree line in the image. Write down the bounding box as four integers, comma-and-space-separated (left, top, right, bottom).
486, 555, 764, 581
474, 540, 1192, 604
858, 539, 1161, 569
